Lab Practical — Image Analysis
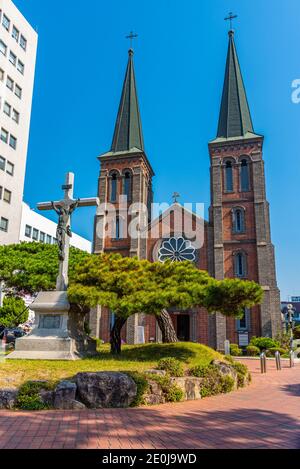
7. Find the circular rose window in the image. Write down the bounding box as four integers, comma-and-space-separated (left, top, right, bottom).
158, 237, 196, 263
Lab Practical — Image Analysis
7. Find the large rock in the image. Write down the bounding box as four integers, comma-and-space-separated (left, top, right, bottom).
0, 389, 17, 409
144, 380, 165, 405
212, 360, 238, 389
145, 369, 167, 377
54, 380, 78, 410
76, 372, 137, 408
39, 389, 54, 407
69, 400, 86, 410
170, 377, 203, 400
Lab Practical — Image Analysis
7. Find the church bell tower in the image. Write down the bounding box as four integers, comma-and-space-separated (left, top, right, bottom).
208, 28, 282, 349
91, 45, 154, 342
93, 46, 154, 259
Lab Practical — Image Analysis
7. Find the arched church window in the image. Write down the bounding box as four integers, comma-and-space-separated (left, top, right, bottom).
110, 173, 118, 202
123, 171, 132, 201
225, 161, 233, 192
233, 207, 245, 233
240, 159, 250, 192
234, 252, 247, 278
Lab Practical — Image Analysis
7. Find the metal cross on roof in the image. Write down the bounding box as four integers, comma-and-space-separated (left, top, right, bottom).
172, 192, 180, 204
126, 31, 138, 49
224, 12, 237, 30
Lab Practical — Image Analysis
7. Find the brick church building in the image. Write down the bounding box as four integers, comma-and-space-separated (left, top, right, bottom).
90, 29, 282, 351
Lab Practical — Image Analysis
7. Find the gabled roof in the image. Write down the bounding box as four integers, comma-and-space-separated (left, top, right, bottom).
215, 30, 257, 141
110, 49, 144, 153
142, 202, 207, 236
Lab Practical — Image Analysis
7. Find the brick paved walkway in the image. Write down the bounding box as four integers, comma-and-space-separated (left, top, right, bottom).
0, 359, 299, 449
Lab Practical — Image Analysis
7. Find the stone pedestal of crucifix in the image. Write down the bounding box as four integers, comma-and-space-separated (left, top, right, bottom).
8, 173, 98, 360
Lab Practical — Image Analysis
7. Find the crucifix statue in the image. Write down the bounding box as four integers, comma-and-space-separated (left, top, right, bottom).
38, 172, 99, 291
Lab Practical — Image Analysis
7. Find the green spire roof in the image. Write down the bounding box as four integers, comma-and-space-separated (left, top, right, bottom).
111, 49, 144, 153
217, 30, 254, 139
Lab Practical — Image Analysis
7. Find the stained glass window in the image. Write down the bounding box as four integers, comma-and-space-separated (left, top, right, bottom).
158, 237, 196, 263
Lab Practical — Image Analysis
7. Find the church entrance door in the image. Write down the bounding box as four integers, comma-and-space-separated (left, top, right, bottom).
177, 314, 190, 342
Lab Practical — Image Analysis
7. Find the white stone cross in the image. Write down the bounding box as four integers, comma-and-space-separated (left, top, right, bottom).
38, 172, 98, 291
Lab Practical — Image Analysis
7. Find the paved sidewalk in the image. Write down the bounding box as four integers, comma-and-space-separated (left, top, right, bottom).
0, 360, 299, 449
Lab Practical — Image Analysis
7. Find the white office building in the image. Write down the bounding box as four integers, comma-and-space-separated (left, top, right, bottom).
20, 202, 92, 253
0, 0, 38, 245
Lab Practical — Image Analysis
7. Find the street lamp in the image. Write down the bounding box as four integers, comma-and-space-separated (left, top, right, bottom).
286, 303, 296, 351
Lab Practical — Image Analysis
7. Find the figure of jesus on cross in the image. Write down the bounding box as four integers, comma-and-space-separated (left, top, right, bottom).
38, 173, 99, 291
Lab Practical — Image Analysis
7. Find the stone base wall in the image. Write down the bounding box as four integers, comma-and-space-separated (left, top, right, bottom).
1, 360, 250, 410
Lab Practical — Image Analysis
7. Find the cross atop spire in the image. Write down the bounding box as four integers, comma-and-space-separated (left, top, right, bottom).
215, 28, 255, 140
224, 12, 237, 31
126, 31, 138, 51
110, 45, 144, 153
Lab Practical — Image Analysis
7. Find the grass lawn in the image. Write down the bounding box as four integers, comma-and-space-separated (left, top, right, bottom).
0, 342, 223, 389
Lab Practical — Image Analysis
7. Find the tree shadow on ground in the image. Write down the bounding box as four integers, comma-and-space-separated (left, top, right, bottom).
1, 405, 299, 449
281, 383, 300, 397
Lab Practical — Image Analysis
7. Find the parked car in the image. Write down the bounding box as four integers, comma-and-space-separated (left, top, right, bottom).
0, 327, 26, 344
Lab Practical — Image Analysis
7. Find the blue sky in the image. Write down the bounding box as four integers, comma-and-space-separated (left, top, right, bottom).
15, 0, 300, 300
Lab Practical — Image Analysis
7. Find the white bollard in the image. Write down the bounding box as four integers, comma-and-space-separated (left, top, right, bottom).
224, 340, 230, 356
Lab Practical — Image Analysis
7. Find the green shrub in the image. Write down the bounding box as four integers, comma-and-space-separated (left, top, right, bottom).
150, 374, 184, 402
246, 345, 260, 356
267, 347, 287, 357
250, 336, 279, 351
231, 361, 248, 376
224, 355, 234, 364
190, 364, 234, 397
165, 383, 184, 402
220, 375, 235, 393
199, 368, 221, 398
189, 364, 210, 378
16, 381, 53, 410
275, 331, 293, 349
230, 344, 242, 356
201, 372, 231, 397
157, 357, 184, 377
229, 361, 249, 389
0, 296, 28, 328
126, 372, 149, 407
